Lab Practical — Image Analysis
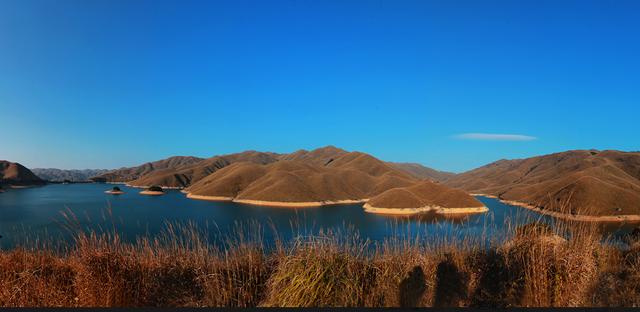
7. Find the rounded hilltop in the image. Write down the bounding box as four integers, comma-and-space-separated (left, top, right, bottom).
104, 186, 124, 195
140, 185, 164, 196
182, 146, 486, 215
364, 181, 488, 215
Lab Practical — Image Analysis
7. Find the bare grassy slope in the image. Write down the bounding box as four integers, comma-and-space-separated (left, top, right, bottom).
128, 151, 280, 188
0, 160, 45, 186
186, 162, 362, 202
368, 180, 483, 209
187, 150, 418, 203
445, 150, 640, 216
389, 162, 456, 182
95, 146, 455, 193
278, 145, 348, 165
93, 156, 204, 183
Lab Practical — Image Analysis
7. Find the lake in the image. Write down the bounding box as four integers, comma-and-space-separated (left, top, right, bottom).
0, 183, 635, 249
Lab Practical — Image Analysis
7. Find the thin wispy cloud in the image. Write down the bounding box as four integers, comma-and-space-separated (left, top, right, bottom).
454, 133, 537, 141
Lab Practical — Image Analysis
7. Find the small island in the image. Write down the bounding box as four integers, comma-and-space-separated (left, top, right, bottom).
104, 186, 124, 195
140, 185, 164, 196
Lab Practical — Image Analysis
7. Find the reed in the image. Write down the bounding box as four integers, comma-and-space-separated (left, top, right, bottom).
1, 211, 639, 307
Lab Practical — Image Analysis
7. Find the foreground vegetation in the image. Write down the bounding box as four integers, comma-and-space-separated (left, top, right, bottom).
1, 219, 640, 307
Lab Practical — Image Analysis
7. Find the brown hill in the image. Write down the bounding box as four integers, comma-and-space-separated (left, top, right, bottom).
444, 150, 640, 217
127, 151, 280, 188
126, 146, 354, 188
185, 149, 480, 211
0, 161, 45, 186
186, 150, 419, 204
92, 156, 204, 182
366, 180, 485, 210
389, 162, 456, 182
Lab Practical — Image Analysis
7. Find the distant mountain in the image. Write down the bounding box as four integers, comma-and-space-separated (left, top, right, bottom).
111, 147, 350, 189
389, 162, 455, 182
0, 160, 45, 186
127, 151, 280, 188
32, 168, 110, 182
444, 150, 640, 217
92, 156, 204, 182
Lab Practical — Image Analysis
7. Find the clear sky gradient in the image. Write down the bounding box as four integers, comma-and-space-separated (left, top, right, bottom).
1, 0, 639, 172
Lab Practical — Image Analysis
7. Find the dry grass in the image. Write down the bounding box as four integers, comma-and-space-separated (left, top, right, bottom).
1, 217, 639, 307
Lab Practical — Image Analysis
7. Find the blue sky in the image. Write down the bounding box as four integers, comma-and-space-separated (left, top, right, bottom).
1, 0, 638, 172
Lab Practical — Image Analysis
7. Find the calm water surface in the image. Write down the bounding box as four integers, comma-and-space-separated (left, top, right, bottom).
0, 184, 635, 249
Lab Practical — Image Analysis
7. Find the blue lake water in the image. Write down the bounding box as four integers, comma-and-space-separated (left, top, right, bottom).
0, 184, 635, 249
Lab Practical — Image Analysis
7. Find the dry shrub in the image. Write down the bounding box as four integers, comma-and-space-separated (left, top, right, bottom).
200, 245, 271, 307
488, 223, 599, 307
142, 259, 204, 306
590, 240, 640, 306
364, 238, 473, 308
261, 236, 373, 307
365, 248, 437, 307
74, 249, 145, 306
0, 249, 76, 307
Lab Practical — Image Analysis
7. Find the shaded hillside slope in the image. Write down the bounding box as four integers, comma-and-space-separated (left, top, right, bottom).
92, 156, 204, 182
128, 151, 280, 188
32, 168, 110, 182
0, 161, 45, 186
278, 145, 348, 165
445, 150, 640, 216
389, 162, 456, 182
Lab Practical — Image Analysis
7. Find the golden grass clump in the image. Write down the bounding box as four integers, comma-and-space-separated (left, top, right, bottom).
261, 231, 373, 307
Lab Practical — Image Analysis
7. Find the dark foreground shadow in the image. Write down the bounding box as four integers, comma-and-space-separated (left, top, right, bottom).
399, 266, 426, 307
433, 254, 468, 307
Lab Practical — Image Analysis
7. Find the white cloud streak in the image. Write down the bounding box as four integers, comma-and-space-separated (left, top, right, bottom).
454, 133, 537, 141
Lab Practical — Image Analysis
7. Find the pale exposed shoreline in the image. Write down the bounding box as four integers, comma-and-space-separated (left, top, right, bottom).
8, 185, 40, 189
126, 183, 184, 190
500, 198, 640, 223
139, 190, 164, 196
472, 193, 640, 223
470, 193, 498, 198
186, 193, 368, 208
104, 190, 124, 195
363, 203, 489, 215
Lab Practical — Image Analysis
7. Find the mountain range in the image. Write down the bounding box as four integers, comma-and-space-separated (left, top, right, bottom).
89, 146, 481, 212
93, 146, 450, 188
4, 147, 640, 219
31, 168, 110, 182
